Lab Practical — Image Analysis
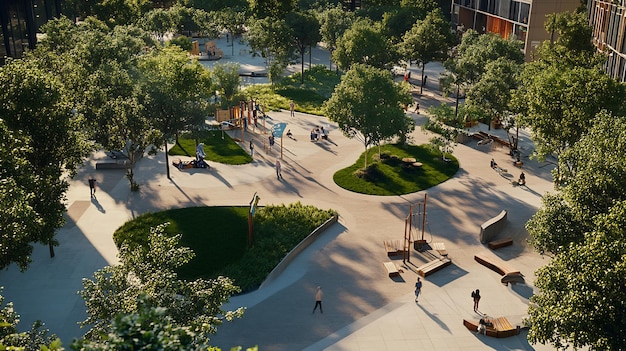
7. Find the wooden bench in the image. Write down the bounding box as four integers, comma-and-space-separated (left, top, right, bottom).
463, 317, 519, 338
474, 253, 524, 285
95, 160, 128, 169
488, 237, 513, 250
431, 242, 448, 256
383, 240, 402, 257
383, 261, 399, 277
417, 257, 451, 277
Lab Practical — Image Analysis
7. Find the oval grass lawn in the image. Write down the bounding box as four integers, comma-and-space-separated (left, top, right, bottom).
333, 144, 459, 195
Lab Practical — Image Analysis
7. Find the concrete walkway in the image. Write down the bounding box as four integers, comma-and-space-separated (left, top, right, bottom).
0, 43, 557, 350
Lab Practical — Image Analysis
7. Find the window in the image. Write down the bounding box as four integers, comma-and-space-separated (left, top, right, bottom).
519, 2, 529, 24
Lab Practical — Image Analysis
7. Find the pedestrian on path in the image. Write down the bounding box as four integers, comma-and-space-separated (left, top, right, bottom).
289, 100, 295, 117
312, 286, 323, 314
275, 159, 282, 180
414, 277, 422, 302
472, 289, 481, 312
88, 176, 97, 198
414, 102, 420, 114
249, 141, 254, 158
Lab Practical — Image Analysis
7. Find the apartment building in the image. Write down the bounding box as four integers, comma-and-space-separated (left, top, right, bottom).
451, 0, 581, 61
587, 0, 626, 82
0, 0, 63, 64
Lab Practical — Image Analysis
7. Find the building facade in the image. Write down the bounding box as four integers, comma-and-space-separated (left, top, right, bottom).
451, 0, 581, 61
0, 0, 62, 65
587, 0, 626, 82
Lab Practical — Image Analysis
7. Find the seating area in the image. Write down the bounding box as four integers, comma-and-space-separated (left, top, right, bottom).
474, 253, 524, 285
479, 210, 507, 244
417, 257, 451, 277
431, 242, 448, 257
488, 237, 513, 250
463, 316, 519, 338
383, 261, 400, 277
383, 240, 403, 257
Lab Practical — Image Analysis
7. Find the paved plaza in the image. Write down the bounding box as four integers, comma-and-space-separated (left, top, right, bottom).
0, 40, 557, 350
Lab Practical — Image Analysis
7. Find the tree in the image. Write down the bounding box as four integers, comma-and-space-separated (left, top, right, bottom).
381, 0, 439, 42
63, 0, 153, 27
213, 62, 242, 107
0, 58, 92, 260
137, 46, 213, 180
515, 64, 626, 165
0, 290, 63, 351
323, 63, 413, 168
441, 29, 523, 119
540, 10, 600, 68
79, 223, 244, 340
465, 58, 522, 147
317, 5, 355, 69
527, 200, 626, 350
333, 19, 397, 71
246, 17, 293, 79
248, 0, 296, 19
213, 7, 248, 56
0, 122, 42, 271
400, 8, 452, 94
526, 112, 626, 255
286, 11, 321, 83
139, 7, 178, 43
36, 18, 161, 191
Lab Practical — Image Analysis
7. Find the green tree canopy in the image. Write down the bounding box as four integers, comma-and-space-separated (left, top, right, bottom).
323, 63, 413, 167
317, 5, 355, 69
526, 111, 626, 254
527, 200, 626, 350
0, 58, 92, 262
400, 7, 453, 94
79, 223, 244, 341
286, 11, 321, 82
138, 46, 213, 179
213, 62, 242, 107
333, 19, 398, 71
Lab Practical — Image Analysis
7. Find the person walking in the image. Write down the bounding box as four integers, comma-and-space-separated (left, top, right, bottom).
414, 277, 422, 302
312, 286, 323, 314
249, 141, 254, 158
289, 100, 295, 117
414, 102, 420, 114
472, 289, 481, 312
275, 159, 282, 180
88, 176, 97, 198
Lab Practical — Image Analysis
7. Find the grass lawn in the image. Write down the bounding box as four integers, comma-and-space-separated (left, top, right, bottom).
334, 144, 459, 195
113, 203, 337, 292
169, 130, 252, 165
244, 66, 341, 116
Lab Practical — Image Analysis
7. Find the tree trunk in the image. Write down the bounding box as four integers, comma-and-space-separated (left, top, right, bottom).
363, 143, 368, 169
49, 240, 55, 258
165, 138, 171, 180
301, 50, 305, 84
420, 63, 425, 95
309, 45, 312, 69
455, 85, 460, 119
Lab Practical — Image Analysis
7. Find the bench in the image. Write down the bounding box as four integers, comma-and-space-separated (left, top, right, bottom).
479, 210, 507, 244
383, 240, 403, 257
383, 261, 400, 277
95, 160, 128, 170
431, 242, 448, 257
474, 253, 524, 285
463, 317, 519, 338
488, 237, 513, 250
417, 257, 451, 277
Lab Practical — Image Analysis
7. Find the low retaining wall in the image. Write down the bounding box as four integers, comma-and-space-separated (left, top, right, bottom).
479, 210, 507, 244
260, 214, 339, 288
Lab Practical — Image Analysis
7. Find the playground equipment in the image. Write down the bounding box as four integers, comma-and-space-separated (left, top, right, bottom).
403, 193, 428, 263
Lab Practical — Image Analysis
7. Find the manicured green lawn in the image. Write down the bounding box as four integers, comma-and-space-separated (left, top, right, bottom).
334, 144, 459, 195
169, 130, 252, 165
244, 66, 341, 116
113, 203, 337, 292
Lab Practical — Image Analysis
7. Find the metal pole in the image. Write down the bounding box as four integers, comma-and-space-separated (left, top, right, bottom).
422, 193, 427, 242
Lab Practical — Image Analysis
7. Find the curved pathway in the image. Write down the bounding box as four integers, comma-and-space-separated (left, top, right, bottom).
0, 49, 557, 350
